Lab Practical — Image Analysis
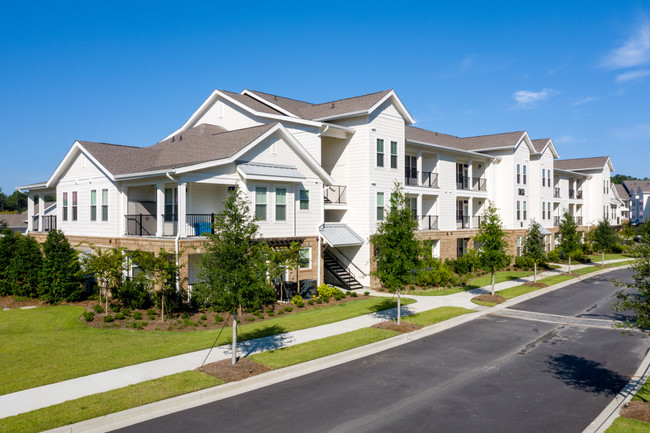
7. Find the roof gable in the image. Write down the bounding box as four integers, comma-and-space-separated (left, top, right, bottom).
531, 138, 560, 158
554, 156, 614, 172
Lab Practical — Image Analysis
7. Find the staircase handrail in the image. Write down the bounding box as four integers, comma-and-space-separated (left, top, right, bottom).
327, 247, 368, 278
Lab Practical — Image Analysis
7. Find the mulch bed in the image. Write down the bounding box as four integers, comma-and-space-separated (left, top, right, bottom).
372, 321, 421, 333
472, 294, 506, 304
522, 282, 547, 288
198, 357, 271, 382
621, 401, 650, 423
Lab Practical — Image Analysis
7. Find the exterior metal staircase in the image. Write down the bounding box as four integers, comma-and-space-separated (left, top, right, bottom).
323, 248, 363, 291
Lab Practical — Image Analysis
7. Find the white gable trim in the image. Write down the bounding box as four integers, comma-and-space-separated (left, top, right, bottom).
241, 89, 300, 118
46, 141, 116, 188
312, 90, 416, 125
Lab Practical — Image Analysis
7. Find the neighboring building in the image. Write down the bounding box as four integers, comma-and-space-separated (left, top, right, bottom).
623, 180, 650, 225
0, 202, 55, 234
612, 184, 630, 226
18, 88, 620, 289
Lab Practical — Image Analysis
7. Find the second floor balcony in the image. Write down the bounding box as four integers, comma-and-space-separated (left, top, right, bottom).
421, 215, 439, 230
554, 187, 561, 198
456, 215, 470, 229
405, 171, 439, 188
569, 189, 575, 199
324, 185, 347, 205
124, 213, 216, 237
554, 216, 560, 227
457, 175, 487, 192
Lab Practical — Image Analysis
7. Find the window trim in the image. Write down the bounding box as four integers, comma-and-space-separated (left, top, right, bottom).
101, 189, 108, 222
275, 187, 287, 221
255, 187, 267, 221
62, 192, 68, 222
516, 164, 520, 184
376, 139, 385, 168
299, 189, 309, 210
377, 192, 385, 221
390, 141, 398, 169
72, 191, 78, 221
299, 247, 311, 270
90, 190, 97, 221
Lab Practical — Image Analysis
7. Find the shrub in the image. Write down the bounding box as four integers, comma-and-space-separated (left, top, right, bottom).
200, 315, 207, 321
364, 291, 370, 296
154, 286, 186, 314
93, 304, 104, 313
267, 311, 274, 317
215, 315, 224, 323
122, 308, 131, 317
103, 315, 114, 323
291, 295, 303, 306
277, 309, 284, 315
146, 308, 156, 316
132, 311, 142, 320
8, 233, 43, 298
317, 284, 335, 299
110, 304, 120, 313
284, 306, 293, 312
308, 299, 314, 305
265, 308, 274, 314
181, 312, 189, 319
0, 228, 18, 296
351, 292, 358, 297
570, 249, 584, 262
321, 295, 330, 303
83, 311, 95, 322
295, 300, 304, 307
332, 288, 345, 300
547, 249, 560, 262
417, 258, 454, 287
116, 279, 151, 310
345, 291, 351, 297
247, 317, 256, 322
115, 312, 125, 320
315, 297, 323, 304
514, 256, 535, 269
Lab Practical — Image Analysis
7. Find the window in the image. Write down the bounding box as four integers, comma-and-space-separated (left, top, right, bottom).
165, 188, 177, 221
299, 189, 309, 210
405, 155, 417, 182
542, 169, 546, 187
516, 164, 520, 184
376, 139, 384, 167
377, 192, 385, 221
523, 166, 527, 185
542, 202, 545, 220
517, 201, 521, 220
90, 190, 97, 221
431, 240, 440, 258
517, 236, 522, 257
275, 188, 286, 221
299, 247, 311, 269
547, 171, 551, 187
62, 192, 68, 221
102, 189, 108, 221
457, 238, 468, 258
390, 141, 398, 169
255, 187, 267, 220
548, 202, 551, 220
603, 180, 606, 194
72, 191, 78, 221
523, 201, 527, 220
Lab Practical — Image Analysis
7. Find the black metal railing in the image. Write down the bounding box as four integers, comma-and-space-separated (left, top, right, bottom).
456, 216, 470, 229
421, 172, 439, 188
324, 185, 347, 204
421, 215, 439, 230
32, 216, 39, 231
577, 189, 583, 199
569, 189, 575, 199
457, 175, 470, 190
554, 187, 561, 198
473, 215, 483, 228
473, 177, 487, 191
42, 215, 56, 232
404, 170, 419, 186
574, 216, 583, 225
125, 214, 156, 236
187, 214, 214, 236
554, 216, 560, 227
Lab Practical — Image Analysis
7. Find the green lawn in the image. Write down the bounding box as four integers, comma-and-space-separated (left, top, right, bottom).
585, 253, 633, 262
401, 306, 474, 327
406, 286, 471, 296
471, 299, 498, 307
605, 375, 650, 432
0, 297, 414, 395
0, 371, 222, 433
468, 271, 535, 287
250, 327, 400, 369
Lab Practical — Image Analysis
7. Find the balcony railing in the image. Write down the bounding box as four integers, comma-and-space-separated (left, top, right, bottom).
404, 170, 419, 186
472, 215, 483, 228
574, 216, 583, 225
457, 175, 470, 190
421, 172, 439, 188
324, 185, 347, 204
456, 216, 470, 229
576, 189, 583, 199
569, 189, 575, 199
554, 187, 561, 198
186, 214, 215, 236
421, 215, 439, 230
553, 216, 560, 227
42, 215, 57, 232
473, 177, 487, 191
125, 214, 156, 236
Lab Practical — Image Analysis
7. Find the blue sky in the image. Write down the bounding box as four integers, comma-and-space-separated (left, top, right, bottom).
2, 1, 649, 194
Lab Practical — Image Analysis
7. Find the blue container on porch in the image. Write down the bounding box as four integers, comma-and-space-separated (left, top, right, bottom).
194, 222, 211, 236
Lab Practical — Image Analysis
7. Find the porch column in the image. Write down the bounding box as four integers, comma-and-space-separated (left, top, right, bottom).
156, 184, 165, 237
120, 186, 128, 235
178, 182, 187, 237
467, 160, 473, 190
417, 194, 423, 230
416, 150, 423, 186
38, 195, 45, 232
27, 194, 35, 232
468, 198, 474, 229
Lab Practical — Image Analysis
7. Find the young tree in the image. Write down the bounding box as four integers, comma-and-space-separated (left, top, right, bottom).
371, 183, 420, 325
8, 234, 43, 298
592, 219, 618, 265
194, 189, 273, 364
39, 229, 84, 303
131, 248, 180, 321
523, 220, 546, 283
473, 201, 509, 295
558, 211, 581, 273
265, 241, 301, 301
80, 246, 129, 313
0, 227, 18, 295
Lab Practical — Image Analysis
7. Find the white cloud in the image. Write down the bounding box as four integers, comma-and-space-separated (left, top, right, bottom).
602, 20, 650, 69
512, 89, 554, 109
572, 96, 600, 106
616, 68, 650, 82
555, 135, 586, 145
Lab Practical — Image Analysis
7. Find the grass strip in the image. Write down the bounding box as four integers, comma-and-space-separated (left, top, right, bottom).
0, 371, 222, 433
471, 299, 497, 307
401, 306, 474, 327
585, 253, 634, 262
407, 286, 471, 296
250, 327, 400, 369
468, 271, 535, 287
605, 418, 650, 433
0, 297, 414, 395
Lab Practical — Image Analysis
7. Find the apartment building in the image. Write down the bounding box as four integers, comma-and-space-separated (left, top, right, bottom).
19, 88, 618, 289
623, 180, 650, 225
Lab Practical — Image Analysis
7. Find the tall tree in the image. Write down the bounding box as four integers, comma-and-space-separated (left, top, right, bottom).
473, 200, 510, 295
371, 183, 420, 325
558, 211, 581, 273
592, 219, 619, 265
0, 227, 18, 295
523, 220, 546, 283
39, 229, 83, 303
8, 234, 43, 297
195, 189, 273, 364
80, 246, 129, 313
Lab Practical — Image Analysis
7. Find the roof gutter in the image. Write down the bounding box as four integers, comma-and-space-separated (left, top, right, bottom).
406, 139, 496, 160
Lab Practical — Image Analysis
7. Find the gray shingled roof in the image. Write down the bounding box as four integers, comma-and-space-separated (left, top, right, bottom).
614, 183, 631, 200
406, 126, 526, 152
246, 89, 393, 120
623, 180, 650, 192
80, 123, 277, 176
219, 90, 284, 115
554, 156, 610, 171
532, 139, 551, 153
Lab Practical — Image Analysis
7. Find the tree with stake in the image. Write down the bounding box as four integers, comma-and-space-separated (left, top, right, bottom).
474, 201, 510, 295
592, 219, 618, 265
80, 245, 129, 313
131, 248, 180, 322
558, 211, 581, 273
195, 189, 273, 364
371, 183, 420, 325
523, 220, 546, 283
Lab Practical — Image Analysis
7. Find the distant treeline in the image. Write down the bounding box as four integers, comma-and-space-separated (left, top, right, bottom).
611, 174, 648, 185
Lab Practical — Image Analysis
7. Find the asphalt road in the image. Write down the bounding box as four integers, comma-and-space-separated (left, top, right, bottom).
114, 268, 649, 433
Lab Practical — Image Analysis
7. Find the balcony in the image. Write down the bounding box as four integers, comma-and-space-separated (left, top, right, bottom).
472, 177, 487, 192
554, 216, 560, 227
456, 175, 470, 190
404, 170, 418, 186
554, 187, 561, 198
472, 215, 483, 228
421, 215, 439, 230
32, 215, 57, 232
124, 213, 216, 237
574, 216, 583, 225
576, 189, 583, 199
569, 189, 575, 199
456, 216, 470, 229
421, 172, 439, 188
125, 214, 156, 236
324, 185, 347, 204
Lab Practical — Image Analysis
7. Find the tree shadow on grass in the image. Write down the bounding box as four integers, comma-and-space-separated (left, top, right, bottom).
230, 324, 292, 358
367, 298, 414, 321
545, 354, 629, 396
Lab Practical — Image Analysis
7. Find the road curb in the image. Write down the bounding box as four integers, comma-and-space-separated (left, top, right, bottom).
45, 263, 633, 433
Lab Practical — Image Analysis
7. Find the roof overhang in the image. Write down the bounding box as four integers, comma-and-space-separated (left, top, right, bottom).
313, 90, 416, 125
553, 168, 590, 178
406, 139, 496, 161
236, 162, 306, 183
319, 223, 365, 247
45, 141, 117, 187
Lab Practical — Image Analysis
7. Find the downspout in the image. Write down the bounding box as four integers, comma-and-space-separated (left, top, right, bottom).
166, 171, 181, 294
318, 183, 327, 285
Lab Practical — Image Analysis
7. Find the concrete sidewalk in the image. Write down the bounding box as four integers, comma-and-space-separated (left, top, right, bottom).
0, 258, 631, 419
